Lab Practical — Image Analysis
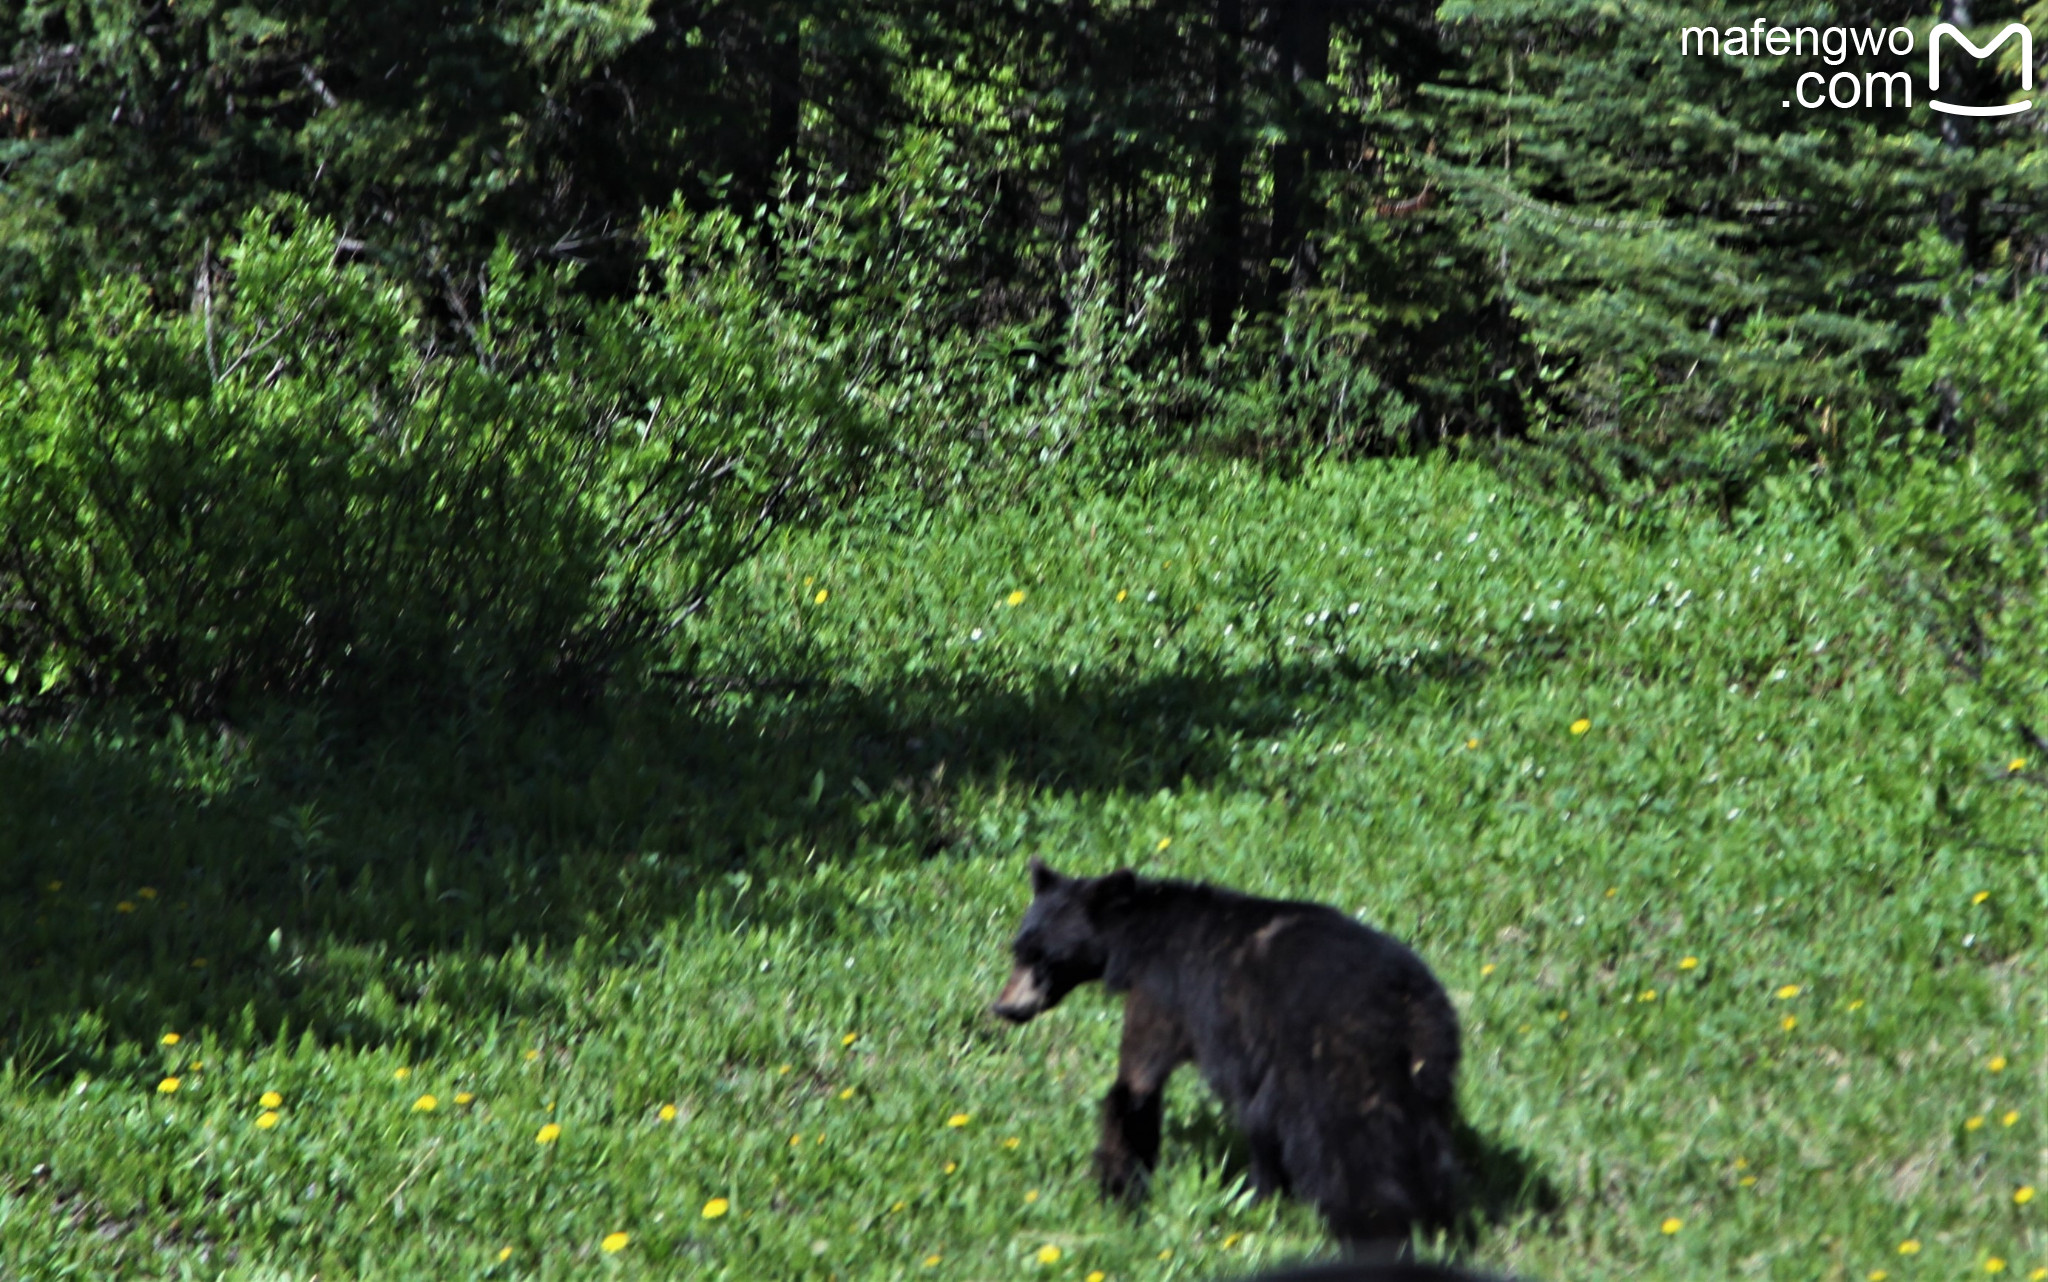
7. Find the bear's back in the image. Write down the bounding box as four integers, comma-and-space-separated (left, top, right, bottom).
1127, 882, 1454, 1108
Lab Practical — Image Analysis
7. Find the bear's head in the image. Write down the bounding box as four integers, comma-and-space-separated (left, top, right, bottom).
990, 857, 1136, 1024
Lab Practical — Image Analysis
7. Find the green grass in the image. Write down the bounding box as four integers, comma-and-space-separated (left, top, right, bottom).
2, 457, 2042, 1280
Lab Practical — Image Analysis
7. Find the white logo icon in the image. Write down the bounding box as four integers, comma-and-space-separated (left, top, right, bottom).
1928, 22, 2032, 116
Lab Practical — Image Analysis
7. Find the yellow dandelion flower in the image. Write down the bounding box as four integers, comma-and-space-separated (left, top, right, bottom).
657, 1103, 676, 1121
394, 1067, 411, 1081
814, 589, 828, 605
1003, 1136, 1021, 1149
256, 1111, 280, 1129
1155, 837, 1171, 852
1115, 590, 1127, 602
838, 1087, 856, 1100
1738, 1176, 1757, 1187
778, 1064, 792, 1075
601, 1232, 629, 1254
943, 1161, 957, 1174
1481, 963, 1497, 977
1024, 1190, 1039, 1204
1570, 718, 1592, 735
1007, 590, 1027, 607
1639, 989, 1658, 1002
2002, 1111, 2018, 1126
1604, 887, 1618, 898
1465, 738, 1480, 750
1973, 891, 1991, 905
1781, 1015, 1798, 1030
1734, 1158, 1748, 1169
456, 1092, 476, 1106
1679, 956, 1699, 970
1159, 1249, 1173, 1261
2030, 1270, 2046, 1282
1987, 1260, 2006, 1275
1037, 1245, 1063, 1264
946, 1113, 971, 1128
497, 1247, 512, 1262
1557, 1010, 1570, 1021
1087, 1274, 1107, 1282
1989, 1055, 2009, 1072
1223, 1233, 1242, 1248
259, 1090, 282, 1108
161, 1032, 181, 1047
891, 1201, 906, 1213
1776, 984, 1801, 1000
524, 1049, 540, 1062
1869, 1272, 1888, 1281
1661, 1217, 1683, 1235
1969, 1114, 1991, 1131
702, 1197, 730, 1219
842, 1032, 858, 1046
2015, 1186, 2035, 1205
115, 901, 135, 914
137, 887, 156, 900
924, 1255, 942, 1268
1848, 999, 1865, 1010
1898, 1240, 1922, 1255
189, 1060, 202, 1070
413, 1094, 438, 1113
156, 1076, 180, 1094
536, 1123, 561, 1144
790, 1134, 803, 1146
2010, 757, 2027, 772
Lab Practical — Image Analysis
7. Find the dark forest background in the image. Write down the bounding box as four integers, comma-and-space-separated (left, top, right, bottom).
2, 0, 2046, 733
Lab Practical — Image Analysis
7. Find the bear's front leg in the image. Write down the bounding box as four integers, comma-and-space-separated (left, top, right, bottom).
1094, 989, 1190, 1206
1095, 1080, 1161, 1204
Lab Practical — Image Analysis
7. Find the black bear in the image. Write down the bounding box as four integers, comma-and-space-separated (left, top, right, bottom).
1235, 1264, 1504, 1282
1235, 1263, 1506, 1282
992, 858, 1462, 1252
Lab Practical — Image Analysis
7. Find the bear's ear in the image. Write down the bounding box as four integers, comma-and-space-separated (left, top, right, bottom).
1091, 867, 1137, 908
1028, 856, 1064, 896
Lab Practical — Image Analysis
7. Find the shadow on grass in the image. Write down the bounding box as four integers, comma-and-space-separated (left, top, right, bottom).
1451, 1119, 1560, 1236
0, 644, 1520, 1088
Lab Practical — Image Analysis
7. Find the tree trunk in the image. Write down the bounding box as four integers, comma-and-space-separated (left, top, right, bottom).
1060, 0, 1092, 276
765, 9, 803, 203
1266, 0, 1330, 306
1209, 0, 1244, 343
1934, 0, 1977, 444
1935, 0, 1979, 269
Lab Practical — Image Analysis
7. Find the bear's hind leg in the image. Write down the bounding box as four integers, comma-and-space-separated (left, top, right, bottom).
1242, 1076, 1294, 1201
1094, 990, 1190, 1206
1246, 1128, 1292, 1200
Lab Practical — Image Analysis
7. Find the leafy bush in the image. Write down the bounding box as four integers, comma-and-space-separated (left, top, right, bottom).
1871, 282, 2048, 739
698, 139, 1189, 501
1194, 294, 1424, 464
0, 203, 874, 715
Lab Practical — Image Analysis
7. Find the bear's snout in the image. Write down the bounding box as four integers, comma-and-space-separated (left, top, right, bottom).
991, 964, 1048, 1022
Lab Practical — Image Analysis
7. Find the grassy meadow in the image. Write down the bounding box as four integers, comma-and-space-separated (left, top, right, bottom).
1, 457, 2042, 1280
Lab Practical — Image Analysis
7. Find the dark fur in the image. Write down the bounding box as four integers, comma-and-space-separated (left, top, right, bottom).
992, 859, 1463, 1252
1233, 1264, 1506, 1282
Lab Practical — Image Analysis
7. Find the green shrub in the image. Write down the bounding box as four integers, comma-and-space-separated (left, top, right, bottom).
1871, 281, 2048, 739
0, 203, 875, 714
